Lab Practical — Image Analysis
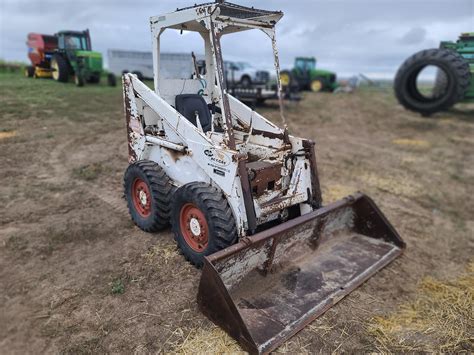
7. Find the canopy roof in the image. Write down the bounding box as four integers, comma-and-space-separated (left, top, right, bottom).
150, 1, 283, 34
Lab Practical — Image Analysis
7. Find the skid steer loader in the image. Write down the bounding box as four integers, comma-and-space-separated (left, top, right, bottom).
122, 2, 405, 353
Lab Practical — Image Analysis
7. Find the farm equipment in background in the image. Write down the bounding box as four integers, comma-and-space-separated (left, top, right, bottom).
121, 2, 405, 353
395, 32, 474, 116
281, 57, 338, 93
25, 30, 116, 87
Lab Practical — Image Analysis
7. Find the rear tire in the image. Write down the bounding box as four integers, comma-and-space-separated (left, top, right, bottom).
171, 182, 238, 268
124, 161, 174, 232
51, 55, 69, 82
394, 48, 471, 116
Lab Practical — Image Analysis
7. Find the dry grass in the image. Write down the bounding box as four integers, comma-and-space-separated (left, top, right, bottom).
0, 130, 16, 140
392, 138, 431, 148
142, 243, 179, 265
360, 171, 421, 197
369, 262, 474, 352
172, 325, 244, 354
323, 184, 356, 203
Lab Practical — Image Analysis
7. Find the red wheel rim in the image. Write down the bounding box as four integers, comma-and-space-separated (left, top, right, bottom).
132, 178, 152, 218
179, 203, 209, 252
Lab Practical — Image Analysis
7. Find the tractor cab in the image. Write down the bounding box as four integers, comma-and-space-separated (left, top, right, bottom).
56, 30, 92, 51
295, 57, 316, 75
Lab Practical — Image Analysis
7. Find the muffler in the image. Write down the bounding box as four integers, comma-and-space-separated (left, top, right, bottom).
197, 193, 405, 354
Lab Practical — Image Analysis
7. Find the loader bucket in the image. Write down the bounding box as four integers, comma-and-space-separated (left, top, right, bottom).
197, 193, 405, 354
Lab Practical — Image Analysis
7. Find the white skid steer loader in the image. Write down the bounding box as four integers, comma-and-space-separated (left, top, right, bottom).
122, 1, 405, 353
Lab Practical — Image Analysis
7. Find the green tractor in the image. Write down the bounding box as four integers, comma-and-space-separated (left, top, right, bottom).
26, 29, 116, 87
395, 32, 473, 116
281, 57, 338, 93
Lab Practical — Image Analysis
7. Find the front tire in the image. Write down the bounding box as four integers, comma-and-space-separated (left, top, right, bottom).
124, 161, 173, 232
310, 78, 324, 92
171, 182, 238, 268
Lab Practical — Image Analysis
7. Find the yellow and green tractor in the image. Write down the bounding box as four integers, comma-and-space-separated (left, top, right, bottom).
280, 57, 338, 93
25, 29, 116, 87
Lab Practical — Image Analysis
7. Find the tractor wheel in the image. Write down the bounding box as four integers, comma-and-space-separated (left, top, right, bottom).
124, 161, 174, 232
171, 182, 238, 268
107, 73, 117, 87
51, 55, 69, 82
75, 74, 84, 87
24, 66, 34, 78
280, 70, 293, 88
87, 75, 101, 84
394, 48, 471, 116
310, 78, 324, 92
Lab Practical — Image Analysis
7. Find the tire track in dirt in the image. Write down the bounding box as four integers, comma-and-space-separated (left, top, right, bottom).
47, 140, 129, 217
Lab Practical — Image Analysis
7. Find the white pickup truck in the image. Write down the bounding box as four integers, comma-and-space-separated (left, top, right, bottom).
224, 61, 270, 87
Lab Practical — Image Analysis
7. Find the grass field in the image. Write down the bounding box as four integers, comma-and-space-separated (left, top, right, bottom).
0, 72, 473, 353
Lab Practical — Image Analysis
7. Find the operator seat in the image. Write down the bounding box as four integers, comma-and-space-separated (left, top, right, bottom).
175, 94, 212, 133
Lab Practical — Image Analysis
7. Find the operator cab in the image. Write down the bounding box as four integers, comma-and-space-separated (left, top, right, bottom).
57, 30, 91, 51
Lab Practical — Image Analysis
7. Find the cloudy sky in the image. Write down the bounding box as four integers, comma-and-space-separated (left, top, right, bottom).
1, 0, 472, 78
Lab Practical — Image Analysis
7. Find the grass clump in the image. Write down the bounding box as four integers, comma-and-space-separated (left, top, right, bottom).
72, 163, 104, 181
172, 325, 243, 354
111, 279, 125, 295
369, 262, 474, 352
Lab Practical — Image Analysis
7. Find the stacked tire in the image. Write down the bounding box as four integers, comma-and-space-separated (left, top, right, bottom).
394, 48, 471, 116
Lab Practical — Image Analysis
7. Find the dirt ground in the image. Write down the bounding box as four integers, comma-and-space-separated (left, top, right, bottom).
1, 73, 473, 353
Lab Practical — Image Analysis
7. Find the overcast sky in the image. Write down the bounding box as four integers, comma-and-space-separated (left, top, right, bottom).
1, 0, 473, 78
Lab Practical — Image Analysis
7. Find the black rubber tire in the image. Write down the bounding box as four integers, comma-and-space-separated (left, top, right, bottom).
51, 55, 69, 83
394, 48, 471, 116
240, 75, 252, 88
87, 74, 101, 84
107, 73, 117, 87
25, 66, 35, 78
124, 160, 173, 232
171, 182, 238, 268
75, 73, 84, 87
132, 71, 144, 81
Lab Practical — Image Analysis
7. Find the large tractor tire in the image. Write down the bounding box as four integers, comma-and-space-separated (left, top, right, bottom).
171, 182, 238, 268
394, 48, 471, 116
124, 160, 174, 232
51, 55, 69, 83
